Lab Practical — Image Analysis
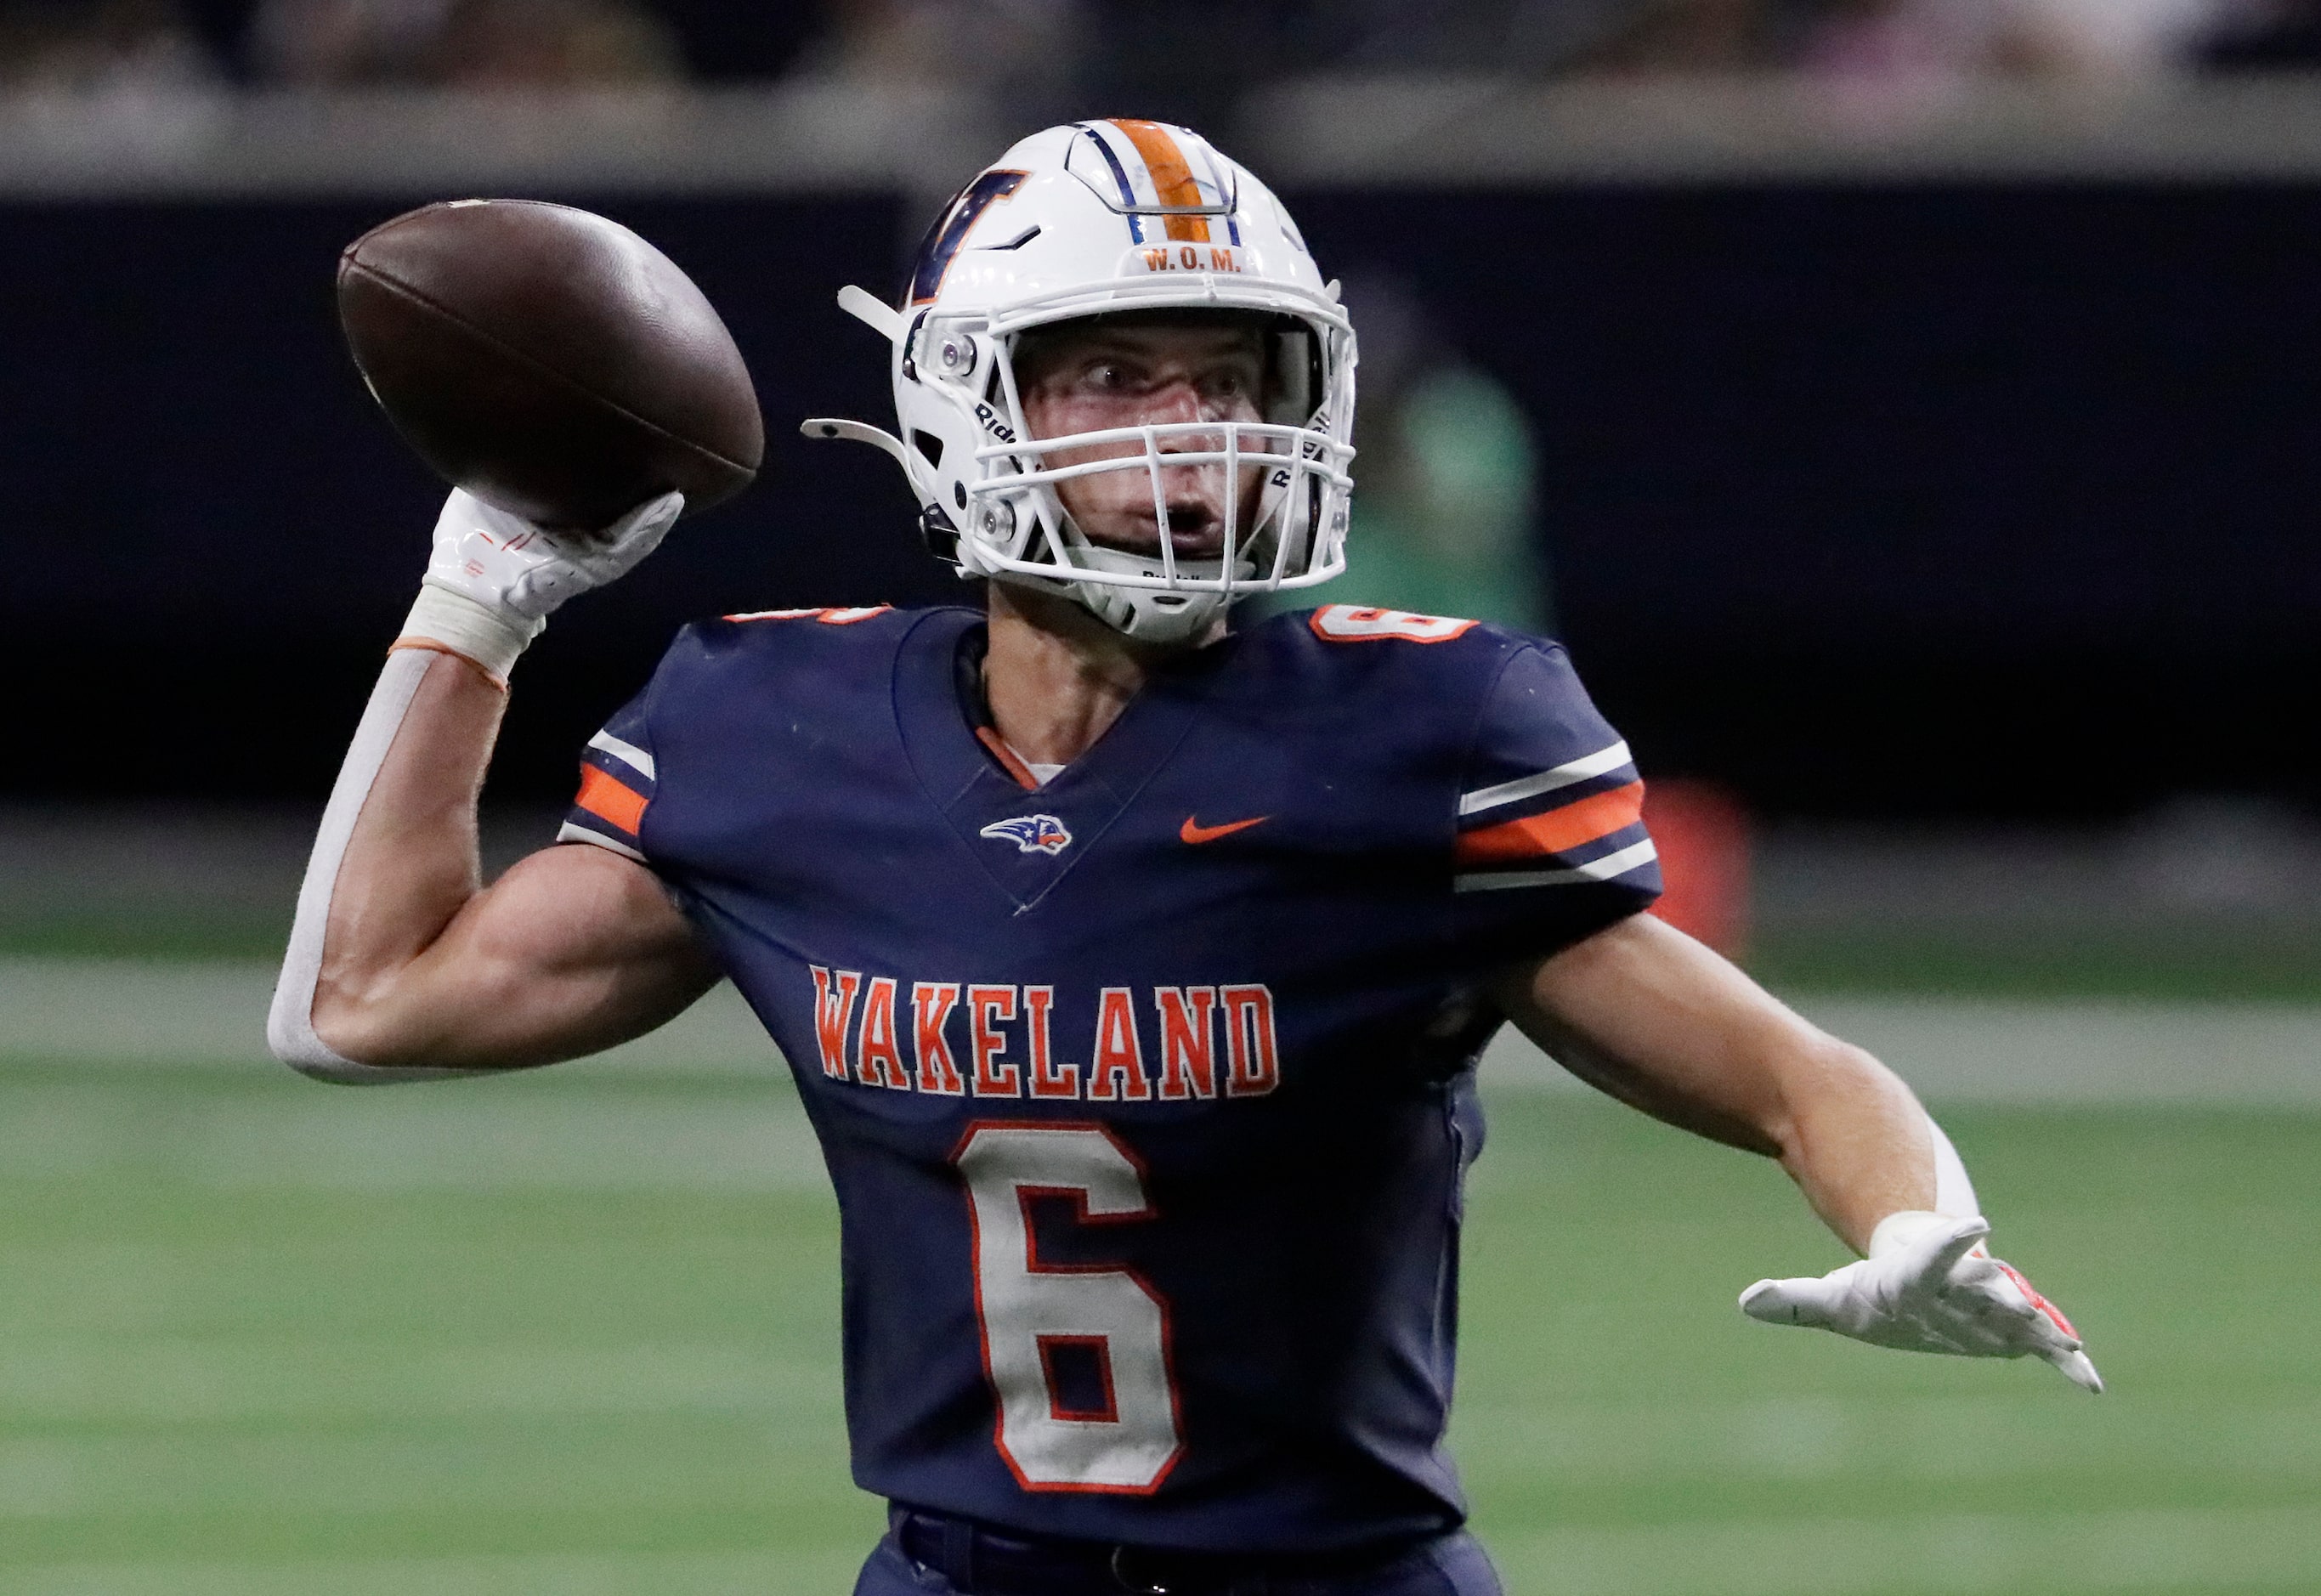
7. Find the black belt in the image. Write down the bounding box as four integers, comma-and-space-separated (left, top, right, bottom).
890, 1507, 1435, 1595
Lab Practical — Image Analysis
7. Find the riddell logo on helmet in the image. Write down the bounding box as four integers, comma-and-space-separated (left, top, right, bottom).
1138, 244, 1243, 274
972, 401, 1016, 442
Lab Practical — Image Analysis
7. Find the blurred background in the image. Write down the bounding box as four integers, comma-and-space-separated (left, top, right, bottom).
4, 2, 2320, 1592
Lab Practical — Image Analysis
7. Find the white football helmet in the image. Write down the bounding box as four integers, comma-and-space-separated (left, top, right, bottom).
805, 120, 1356, 644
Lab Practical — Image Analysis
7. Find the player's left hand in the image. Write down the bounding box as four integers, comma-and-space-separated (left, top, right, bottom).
1739, 1211, 2102, 1393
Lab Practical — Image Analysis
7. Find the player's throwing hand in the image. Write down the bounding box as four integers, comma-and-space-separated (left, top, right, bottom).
1741, 1211, 2102, 1392
401, 488, 684, 681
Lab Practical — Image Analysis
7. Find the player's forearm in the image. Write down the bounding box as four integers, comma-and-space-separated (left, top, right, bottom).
308, 647, 507, 1051
1503, 914, 1945, 1251
1756, 1033, 1939, 1254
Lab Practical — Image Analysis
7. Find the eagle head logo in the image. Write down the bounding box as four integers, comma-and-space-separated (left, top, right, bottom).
978, 813, 1073, 855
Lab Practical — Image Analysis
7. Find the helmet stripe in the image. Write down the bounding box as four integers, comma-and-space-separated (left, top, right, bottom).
1106, 119, 1213, 244
1197, 144, 1243, 246
1075, 122, 1147, 245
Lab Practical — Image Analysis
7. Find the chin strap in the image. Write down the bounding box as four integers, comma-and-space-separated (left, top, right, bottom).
1064, 540, 1252, 645
266, 650, 498, 1086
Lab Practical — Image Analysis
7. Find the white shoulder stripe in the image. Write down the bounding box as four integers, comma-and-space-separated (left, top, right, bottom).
1453, 838, 1658, 893
587, 730, 656, 782
1458, 740, 1631, 817
557, 820, 647, 863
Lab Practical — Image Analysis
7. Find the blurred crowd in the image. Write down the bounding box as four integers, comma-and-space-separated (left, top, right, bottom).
8, 0, 2321, 96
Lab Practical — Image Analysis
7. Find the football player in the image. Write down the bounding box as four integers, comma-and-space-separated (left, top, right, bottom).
270, 121, 2097, 1596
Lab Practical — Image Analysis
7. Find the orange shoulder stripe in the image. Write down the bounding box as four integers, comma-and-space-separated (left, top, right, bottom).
1454, 781, 1645, 867
575, 763, 649, 836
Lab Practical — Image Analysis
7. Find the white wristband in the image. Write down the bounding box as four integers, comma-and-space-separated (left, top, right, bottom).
399, 582, 543, 683
1927, 1115, 1978, 1217
1870, 1208, 1968, 1259
1867, 1116, 1984, 1258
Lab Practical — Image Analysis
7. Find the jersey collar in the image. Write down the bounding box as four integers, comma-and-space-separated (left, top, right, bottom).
894, 608, 1210, 912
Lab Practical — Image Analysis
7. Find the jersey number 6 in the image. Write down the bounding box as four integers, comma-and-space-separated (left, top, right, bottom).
955, 1123, 1185, 1493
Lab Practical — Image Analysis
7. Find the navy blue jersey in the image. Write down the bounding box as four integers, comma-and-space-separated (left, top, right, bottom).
558, 602, 1659, 1554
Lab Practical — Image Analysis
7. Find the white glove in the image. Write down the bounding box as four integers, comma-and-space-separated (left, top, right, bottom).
1741, 1211, 2102, 1393
397, 487, 684, 681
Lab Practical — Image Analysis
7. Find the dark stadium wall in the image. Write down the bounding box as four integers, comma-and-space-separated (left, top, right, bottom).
1284, 185, 2321, 820
4, 186, 2318, 818
0, 195, 947, 811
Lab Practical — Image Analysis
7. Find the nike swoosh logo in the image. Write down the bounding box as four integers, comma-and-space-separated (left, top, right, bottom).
1180, 815, 1269, 845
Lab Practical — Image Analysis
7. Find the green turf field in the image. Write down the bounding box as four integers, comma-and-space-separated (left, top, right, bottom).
19, 912, 2321, 1004
2, 1047, 2314, 1593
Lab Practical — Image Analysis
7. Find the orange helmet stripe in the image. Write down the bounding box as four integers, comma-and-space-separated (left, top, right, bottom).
1106, 118, 1212, 244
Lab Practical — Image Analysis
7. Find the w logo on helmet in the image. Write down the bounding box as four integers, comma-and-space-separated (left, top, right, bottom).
907, 167, 1027, 306
979, 814, 1073, 855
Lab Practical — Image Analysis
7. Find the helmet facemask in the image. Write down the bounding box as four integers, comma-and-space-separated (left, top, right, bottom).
954, 305, 1355, 645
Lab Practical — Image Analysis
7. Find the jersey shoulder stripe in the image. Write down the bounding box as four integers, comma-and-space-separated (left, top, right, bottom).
574, 763, 648, 834
588, 728, 656, 782
557, 818, 647, 863
1456, 779, 1643, 866
1454, 735, 1648, 885
559, 680, 670, 863
1458, 739, 1631, 817
1450, 642, 1660, 900
1455, 836, 1659, 893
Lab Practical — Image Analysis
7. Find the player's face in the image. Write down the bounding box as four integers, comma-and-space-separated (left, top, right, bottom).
1014, 317, 1272, 560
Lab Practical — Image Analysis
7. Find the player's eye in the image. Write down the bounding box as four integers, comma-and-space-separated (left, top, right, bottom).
1200, 364, 1261, 407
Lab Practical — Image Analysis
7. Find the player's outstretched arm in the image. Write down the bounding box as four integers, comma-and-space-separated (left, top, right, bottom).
1492, 913, 2099, 1391
268, 490, 718, 1082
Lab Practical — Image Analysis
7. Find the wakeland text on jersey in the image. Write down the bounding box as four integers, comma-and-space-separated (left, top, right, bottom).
809, 969, 1280, 1100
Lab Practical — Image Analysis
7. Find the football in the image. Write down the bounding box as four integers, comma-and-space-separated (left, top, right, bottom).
337, 199, 763, 530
